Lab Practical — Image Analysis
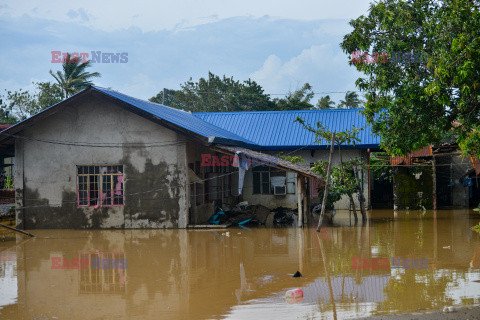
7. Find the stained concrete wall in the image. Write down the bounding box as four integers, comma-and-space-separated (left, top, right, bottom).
393, 166, 433, 210
15, 96, 188, 229
242, 148, 369, 210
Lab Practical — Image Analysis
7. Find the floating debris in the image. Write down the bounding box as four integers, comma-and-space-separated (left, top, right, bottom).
443, 306, 456, 313
285, 288, 303, 300
292, 271, 302, 278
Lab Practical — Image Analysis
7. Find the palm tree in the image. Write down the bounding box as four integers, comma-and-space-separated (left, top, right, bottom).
316, 95, 336, 109
50, 53, 101, 99
338, 91, 362, 109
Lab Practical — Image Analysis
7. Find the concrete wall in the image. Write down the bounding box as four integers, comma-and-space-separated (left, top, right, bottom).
242, 148, 369, 210
15, 96, 188, 229
393, 166, 433, 210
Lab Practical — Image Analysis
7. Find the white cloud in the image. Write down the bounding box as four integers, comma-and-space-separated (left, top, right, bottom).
2, 0, 371, 31
251, 45, 360, 99
0, 14, 363, 102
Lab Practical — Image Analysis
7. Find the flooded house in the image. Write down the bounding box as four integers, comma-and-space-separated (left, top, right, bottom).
389, 145, 480, 210
0, 86, 381, 229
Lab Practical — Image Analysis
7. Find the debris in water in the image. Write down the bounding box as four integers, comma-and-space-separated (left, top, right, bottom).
285, 288, 303, 299
443, 306, 456, 313
443, 246, 451, 249
292, 271, 302, 278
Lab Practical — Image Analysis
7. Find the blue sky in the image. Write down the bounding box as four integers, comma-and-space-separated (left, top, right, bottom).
0, 0, 372, 103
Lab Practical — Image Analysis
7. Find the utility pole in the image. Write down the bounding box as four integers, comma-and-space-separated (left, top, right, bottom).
162, 88, 165, 105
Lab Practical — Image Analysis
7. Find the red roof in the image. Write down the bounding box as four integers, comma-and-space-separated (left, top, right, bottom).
390, 146, 433, 166
0, 124, 14, 131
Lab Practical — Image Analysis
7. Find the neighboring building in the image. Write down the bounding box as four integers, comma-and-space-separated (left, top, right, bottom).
195, 110, 379, 210
0, 86, 380, 229
391, 144, 479, 210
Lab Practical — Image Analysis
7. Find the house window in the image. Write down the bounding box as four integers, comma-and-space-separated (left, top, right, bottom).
77, 166, 124, 207
253, 166, 286, 194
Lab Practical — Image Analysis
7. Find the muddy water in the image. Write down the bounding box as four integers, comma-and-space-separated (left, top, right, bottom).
1, 209, 480, 319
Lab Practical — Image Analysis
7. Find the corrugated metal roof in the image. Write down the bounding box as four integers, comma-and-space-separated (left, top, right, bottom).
0, 87, 380, 152
390, 146, 433, 166
211, 145, 322, 179
194, 109, 380, 150
91, 86, 257, 147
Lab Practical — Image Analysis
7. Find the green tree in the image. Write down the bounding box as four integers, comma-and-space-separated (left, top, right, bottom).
50, 53, 101, 98
1, 82, 63, 121
0, 94, 18, 124
295, 117, 366, 222
1, 89, 36, 121
316, 95, 336, 109
149, 88, 178, 106
341, 0, 480, 157
150, 72, 274, 112
338, 91, 362, 109
36, 81, 63, 109
274, 83, 315, 110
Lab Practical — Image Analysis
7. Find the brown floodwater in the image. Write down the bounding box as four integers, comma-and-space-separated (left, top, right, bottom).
1, 209, 480, 320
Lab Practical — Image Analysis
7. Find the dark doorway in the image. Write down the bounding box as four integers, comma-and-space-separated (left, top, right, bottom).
436, 156, 453, 208
468, 174, 480, 208
372, 177, 394, 208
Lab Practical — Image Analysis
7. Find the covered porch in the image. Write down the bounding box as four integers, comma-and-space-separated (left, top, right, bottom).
186, 142, 322, 228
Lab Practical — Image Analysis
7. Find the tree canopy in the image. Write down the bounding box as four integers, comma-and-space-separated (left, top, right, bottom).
50, 53, 101, 99
0, 82, 63, 122
317, 95, 336, 109
338, 91, 363, 109
150, 72, 274, 112
341, 0, 480, 157
273, 83, 315, 110
150, 72, 361, 112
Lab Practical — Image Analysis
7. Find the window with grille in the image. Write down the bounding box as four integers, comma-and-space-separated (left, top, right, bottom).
253, 166, 286, 194
77, 166, 124, 207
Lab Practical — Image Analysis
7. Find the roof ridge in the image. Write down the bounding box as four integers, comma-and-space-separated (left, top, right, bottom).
194, 108, 364, 115
91, 86, 192, 114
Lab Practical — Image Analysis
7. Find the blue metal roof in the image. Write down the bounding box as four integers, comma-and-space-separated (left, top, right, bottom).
0, 86, 379, 151
91, 86, 257, 148
194, 109, 380, 150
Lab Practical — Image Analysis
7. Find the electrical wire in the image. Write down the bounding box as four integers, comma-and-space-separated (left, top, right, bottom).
162, 90, 359, 97
0, 132, 187, 149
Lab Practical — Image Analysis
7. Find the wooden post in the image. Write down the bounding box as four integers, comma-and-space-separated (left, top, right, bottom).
297, 174, 303, 228
317, 132, 336, 232
305, 178, 310, 225
367, 149, 372, 210
353, 162, 367, 221
433, 156, 437, 211
303, 183, 308, 225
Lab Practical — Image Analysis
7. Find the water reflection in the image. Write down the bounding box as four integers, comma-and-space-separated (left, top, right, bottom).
0, 209, 479, 320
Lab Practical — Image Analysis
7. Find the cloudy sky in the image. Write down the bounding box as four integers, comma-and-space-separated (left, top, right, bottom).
0, 0, 372, 102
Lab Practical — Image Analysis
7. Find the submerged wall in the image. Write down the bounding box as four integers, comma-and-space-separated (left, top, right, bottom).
393, 166, 433, 210
15, 96, 188, 229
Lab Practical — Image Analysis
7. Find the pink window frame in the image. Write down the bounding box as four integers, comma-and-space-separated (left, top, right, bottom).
77, 166, 125, 207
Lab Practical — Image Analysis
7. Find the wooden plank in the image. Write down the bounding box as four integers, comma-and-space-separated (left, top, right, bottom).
187, 224, 232, 229
0, 223, 35, 237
